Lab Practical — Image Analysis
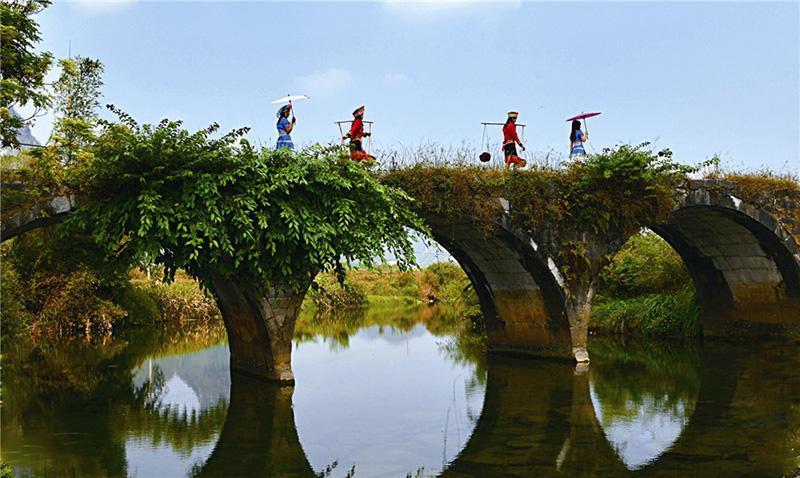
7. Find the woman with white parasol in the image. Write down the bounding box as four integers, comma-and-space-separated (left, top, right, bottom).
272, 94, 309, 150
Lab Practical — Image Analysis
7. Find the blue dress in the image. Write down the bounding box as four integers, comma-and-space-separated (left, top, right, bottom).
276, 117, 294, 150
571, 129, 586, 156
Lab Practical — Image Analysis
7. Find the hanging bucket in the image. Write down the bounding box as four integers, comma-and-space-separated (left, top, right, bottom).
479, 151, 491, 162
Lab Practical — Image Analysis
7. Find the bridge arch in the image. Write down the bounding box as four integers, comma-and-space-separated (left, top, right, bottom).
650, 182, 800, 337
423, 215, 572, 360
0, 194, 76, 242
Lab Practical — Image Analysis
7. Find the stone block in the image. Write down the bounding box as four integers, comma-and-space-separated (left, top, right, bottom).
711, 256, 731, 270
707, 234, 736, 246
745, 268, 780, 284
715, 243, 742, 257
701, 245, 723, 257
721, 269, 749, 285
726, 256, 745, 268
742, 256, 771, 269
735, 243, 766, 257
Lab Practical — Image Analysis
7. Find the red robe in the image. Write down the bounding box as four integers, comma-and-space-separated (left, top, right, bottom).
347, 118, 364, 141
347, 118, 369, 160
502, 121, 521, 145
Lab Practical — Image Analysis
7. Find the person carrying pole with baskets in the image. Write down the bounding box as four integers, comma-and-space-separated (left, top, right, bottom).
503, 111, 526, 170
342, 105, 372, 161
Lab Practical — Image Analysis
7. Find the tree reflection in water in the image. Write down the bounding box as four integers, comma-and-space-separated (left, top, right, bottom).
588, 338, 701, 470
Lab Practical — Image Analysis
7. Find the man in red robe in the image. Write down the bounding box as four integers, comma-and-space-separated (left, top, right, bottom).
343, 105, 372, 161
502, 111, 526, 170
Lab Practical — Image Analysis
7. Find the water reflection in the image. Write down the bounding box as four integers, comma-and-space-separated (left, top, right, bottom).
445, 339, 799, 477
292, 319, 485, 476
635, 342, 800, 477
192, 374, 312, 478
0, 323, 229, 477
588, 339, 701, 470
2, 310, 798, 477
126, 345, 230, 478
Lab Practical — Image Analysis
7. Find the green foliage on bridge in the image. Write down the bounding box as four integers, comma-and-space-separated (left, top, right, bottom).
64, 115, 427, 291
385, 143, 690, 239
383, 143, 694, 280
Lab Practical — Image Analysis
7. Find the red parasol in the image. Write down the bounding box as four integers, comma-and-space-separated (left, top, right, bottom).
565, 112, 601, 122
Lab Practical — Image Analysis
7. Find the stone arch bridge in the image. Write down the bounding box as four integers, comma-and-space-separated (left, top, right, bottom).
2, 178, 799, 382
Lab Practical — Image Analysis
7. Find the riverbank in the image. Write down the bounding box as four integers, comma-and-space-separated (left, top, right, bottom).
1, 228, 700, 341
0, 227, 481, 342
0, 226, 221, 341
306, 261, 479, 313
306, 232, 701, 338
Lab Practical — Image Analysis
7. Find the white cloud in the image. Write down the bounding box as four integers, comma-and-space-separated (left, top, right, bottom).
292, 68, 352, 97
382, 0, 521, 18
384, 72, 409, 83
63, 0, 137, 14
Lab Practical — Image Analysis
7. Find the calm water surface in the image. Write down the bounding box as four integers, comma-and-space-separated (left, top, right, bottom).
2, 306, 798, 477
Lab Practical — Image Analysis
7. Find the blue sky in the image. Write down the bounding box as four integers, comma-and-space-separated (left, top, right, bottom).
35, 1, 799, 173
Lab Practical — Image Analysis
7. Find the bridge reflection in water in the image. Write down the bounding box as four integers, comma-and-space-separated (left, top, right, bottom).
195, 339, 798, 477
449, 339, 798, 477
2, 315, 798, 477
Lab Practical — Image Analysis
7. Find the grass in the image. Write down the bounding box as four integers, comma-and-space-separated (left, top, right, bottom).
122, 269, 220, 324
590, 284, 700, 337
366, 295, 420, 307
591, 231, 700, 337
303, 261, 479, 315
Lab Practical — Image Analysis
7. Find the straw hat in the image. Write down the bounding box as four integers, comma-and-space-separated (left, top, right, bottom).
353, 105, 365, 117
507, 111, 519, 119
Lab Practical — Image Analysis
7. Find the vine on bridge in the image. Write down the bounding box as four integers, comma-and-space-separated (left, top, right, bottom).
382, 143, 694, 285
64, 113, 428, 293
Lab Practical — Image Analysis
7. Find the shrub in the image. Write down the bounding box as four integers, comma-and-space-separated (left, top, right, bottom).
68, 117, 427, 293
115, 284, 160, 323
31, 267, 126, 335
0, 248, 32, 338
415, 261, 480, 314
0, 225, 130, 337
309, 272, 367, 310
599, 230, 691, 298
137, 281, 220, 323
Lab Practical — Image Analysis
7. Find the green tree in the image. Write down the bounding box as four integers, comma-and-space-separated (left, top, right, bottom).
68, 115, 428, 293
50, 56, 104, 162
1, 225, 132, 337
53, 56, 104, 121
0, 0, 53, 148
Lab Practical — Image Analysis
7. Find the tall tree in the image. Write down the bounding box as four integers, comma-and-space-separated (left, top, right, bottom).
53, 56, 104, 121
51, 56, 104, 159
0, 0, 53, 148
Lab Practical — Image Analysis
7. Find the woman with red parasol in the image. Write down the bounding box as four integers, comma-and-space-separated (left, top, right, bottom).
567, 112, 600, 158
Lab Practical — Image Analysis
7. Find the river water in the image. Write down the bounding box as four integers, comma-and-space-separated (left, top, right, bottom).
2, 305, 798, 477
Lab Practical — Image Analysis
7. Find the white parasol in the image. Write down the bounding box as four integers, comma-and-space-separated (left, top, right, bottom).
271, 94, 310, 104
